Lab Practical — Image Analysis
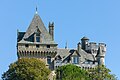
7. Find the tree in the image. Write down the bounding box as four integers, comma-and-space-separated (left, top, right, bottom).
56, 64, 117, 80
88, 65, 117, 80
56, 64, 90, 80
2, 58, 50, 80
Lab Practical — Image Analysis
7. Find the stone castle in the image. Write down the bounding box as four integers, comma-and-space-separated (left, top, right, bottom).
17, 9, 106, 70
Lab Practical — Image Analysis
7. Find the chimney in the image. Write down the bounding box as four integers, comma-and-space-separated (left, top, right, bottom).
49, 22, 54, 40
77, 42, 81, 52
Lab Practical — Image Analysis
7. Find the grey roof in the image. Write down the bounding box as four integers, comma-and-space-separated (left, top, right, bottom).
56, 49, 70, 59
96, 45, 105, 57
62, 49, 79, 62
17, 32, 25, 42
18, 39, 57, 45
22, 13, 55, 44
81, 36, 89, 40
79, 49, 94, 61
56, 48, 94, 62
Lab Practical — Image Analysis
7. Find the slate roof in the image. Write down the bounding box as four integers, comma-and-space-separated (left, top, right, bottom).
81, 36, 89, 40
56, 49, 70, 59
96, 45, 105, 57
79, 49, 94, 61
56, 48, 94, 62
17, 32, 25, 42
21, 13, 55, 44
18, 39, 57, 44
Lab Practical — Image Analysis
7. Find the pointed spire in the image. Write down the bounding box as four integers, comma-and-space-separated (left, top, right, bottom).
65, 41, 68, 49
36, 6, 38, 14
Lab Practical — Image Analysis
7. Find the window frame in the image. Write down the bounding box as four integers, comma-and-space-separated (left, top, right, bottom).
47, 45, 50, 48
47, 56, 51, 64
72, 56, 79, 64
25, 44, 29, 48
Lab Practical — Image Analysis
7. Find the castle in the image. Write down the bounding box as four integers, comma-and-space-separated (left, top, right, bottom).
17, 9, 106, 70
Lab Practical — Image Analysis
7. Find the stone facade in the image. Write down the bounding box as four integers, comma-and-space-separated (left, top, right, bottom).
17, 11, 106, 70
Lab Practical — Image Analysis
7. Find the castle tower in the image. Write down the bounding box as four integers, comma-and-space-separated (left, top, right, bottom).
81, 36, 89, 51
49, 22, 54, 41
97, 43, 106, 65
17, 9, 58, 69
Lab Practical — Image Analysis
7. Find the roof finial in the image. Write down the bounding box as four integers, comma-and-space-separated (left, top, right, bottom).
36, 6, 38, 14
65, 41, 68, 49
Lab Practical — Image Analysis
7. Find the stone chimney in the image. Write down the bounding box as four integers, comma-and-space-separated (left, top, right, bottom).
77, 42, 81, 52
49, 22, 54, 41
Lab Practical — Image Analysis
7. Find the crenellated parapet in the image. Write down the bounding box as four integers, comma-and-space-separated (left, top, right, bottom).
17, 50, 57, 58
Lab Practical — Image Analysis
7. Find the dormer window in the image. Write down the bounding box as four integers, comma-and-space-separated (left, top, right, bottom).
72, 56, 79, 64
34, 27, 41, 42
36, 33, 40, 42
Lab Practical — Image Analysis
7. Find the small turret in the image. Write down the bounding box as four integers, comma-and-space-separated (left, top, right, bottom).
49, 22, 54, 40
81, 36, 89, 51
97, 43, 106, 65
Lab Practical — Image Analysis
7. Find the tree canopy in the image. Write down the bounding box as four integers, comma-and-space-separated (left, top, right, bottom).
56, 64, 90, 80
56, 64, 117, 80
88, 65, 117, 80
2, 58, 50, 80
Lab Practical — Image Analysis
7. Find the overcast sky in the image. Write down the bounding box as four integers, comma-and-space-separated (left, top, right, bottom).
0, 0, 120, 79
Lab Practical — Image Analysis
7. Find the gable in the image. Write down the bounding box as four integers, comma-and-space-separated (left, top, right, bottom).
62, 50, 80, 62
71, 50, 80, 56
55, 55, 62, 60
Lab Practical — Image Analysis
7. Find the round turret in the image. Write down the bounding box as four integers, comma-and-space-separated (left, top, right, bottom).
81, 36, 89, 40
97, 43, 106, 65
81, 36, 89, 50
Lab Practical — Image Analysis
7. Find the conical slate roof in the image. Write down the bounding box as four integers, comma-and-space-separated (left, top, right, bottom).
81, 36, 89, 40
96, 45, 105, 57
22, 13, 55, 44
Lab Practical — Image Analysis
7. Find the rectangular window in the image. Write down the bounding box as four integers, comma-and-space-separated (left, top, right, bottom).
35, 33, 40, 42
73, 56, 79, 64
47, 56, 51, 64
36, 37, 40, 42
25, 44, 29, 48
47, 45, 50, 48
36, 45, 39, 48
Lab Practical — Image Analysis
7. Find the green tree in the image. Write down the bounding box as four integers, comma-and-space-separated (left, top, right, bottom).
88, 65, 117, 80
56, 64, 117, 80
2, 58, 50, 80
56, 64, 90, 80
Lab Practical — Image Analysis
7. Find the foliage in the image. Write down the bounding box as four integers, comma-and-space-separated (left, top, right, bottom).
88, 65, 117, 80
56, 64, 117, 80
2, 58, 50, 80
56, 64, 90, 80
